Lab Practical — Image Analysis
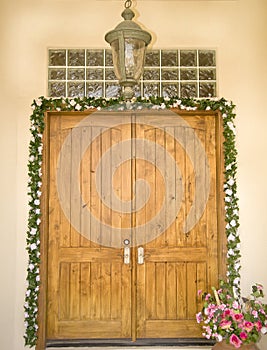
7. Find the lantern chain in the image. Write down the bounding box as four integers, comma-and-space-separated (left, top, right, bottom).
124, 0, 132, 9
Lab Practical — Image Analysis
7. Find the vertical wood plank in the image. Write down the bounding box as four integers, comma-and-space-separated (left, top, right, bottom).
156, 263, 166, 319
166, 262, 177, 319
177, 262, 187, 319
69, 262, 80, 320
80, 126, 92, 248
187, 262, 197, 318
80, 262, 91, 319
59, 262, 70, 320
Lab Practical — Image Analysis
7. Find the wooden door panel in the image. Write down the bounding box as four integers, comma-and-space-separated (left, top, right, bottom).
44, 109, 225, 345
135, 112, 219, 338
47, 112, 132, 340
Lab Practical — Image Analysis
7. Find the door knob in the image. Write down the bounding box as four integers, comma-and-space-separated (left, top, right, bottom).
137, 246, 144, 264
124, 246, 130, 264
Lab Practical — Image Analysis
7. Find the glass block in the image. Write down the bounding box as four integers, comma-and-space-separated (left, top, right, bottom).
199, 68, 216, 80
199, 50, 216, 67
180, 68, 197, 80
106, 83, 121, 98
162, 83, 178, 98
87, 50, 104, 66
68, 68, 85, 80
106, 68, 117, 80
68, 49, 85, 66
145, 50, 160, 66
49, 68, 66, 80
49, 50, 66, 66
86, 82, 103, 98
105, 50, 113, 66
180, 50, 197, 67
143, 83, 159, 97
143, 68, 160, 80
161, 68, 178, 80
87, 68, 103, 80
48, 82, 66, 97
161, 50, 178, 66
133, 84, 141, 98
180, 82, 197, 98
199, 82, 216, 97
67, 82, 85, 97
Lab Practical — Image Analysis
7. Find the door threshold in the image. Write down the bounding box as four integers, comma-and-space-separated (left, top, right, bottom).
46, 338, 214, 348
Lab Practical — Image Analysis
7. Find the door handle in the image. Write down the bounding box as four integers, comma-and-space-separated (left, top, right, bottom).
137, 246, 144, 264
124, 246, 130, 264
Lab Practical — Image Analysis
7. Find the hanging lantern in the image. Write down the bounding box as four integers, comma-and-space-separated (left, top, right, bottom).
105, 0, 152, 99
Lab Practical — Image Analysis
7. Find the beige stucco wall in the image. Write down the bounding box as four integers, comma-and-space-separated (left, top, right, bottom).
1, 0, 267, 349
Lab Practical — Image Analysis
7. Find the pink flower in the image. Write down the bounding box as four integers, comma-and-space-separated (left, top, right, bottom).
255, 321, 262, 331
240, 332, 248, 340
256, 284, 263, 291
233, 313, 244, 322
232, 301, 240, 309
198, 289, 202, 296
205, 293, 211, 301
196, 312, 203, 323
244, 321, 253, 332
220, 319, 232, 329
223, 309, 231, 317
252, 310, 258, 318
229, 334, 242, 348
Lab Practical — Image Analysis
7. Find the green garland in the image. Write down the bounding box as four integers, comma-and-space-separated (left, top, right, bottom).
24, 96, 239, 347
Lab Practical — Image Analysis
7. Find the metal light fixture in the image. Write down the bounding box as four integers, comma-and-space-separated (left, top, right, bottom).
105, 0, 152, 100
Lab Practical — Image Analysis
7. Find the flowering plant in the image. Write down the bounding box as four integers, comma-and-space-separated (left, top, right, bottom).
196, 281, 267, 348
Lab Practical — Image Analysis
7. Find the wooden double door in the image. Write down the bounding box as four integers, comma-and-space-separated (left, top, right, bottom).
41, 108, 225, 347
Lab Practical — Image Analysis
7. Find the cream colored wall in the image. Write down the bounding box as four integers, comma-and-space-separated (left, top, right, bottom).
1, 0, 267, 349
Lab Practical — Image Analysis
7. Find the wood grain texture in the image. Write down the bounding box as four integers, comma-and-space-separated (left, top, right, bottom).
40, 110, 225, 347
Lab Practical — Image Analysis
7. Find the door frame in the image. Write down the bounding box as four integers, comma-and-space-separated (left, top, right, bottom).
36, 109, 226, 350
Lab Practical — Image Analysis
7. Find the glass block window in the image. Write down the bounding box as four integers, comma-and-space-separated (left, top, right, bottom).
48, 49, 216, 99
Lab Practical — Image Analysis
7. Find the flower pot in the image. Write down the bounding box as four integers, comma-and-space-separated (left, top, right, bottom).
212, 340, 259, 350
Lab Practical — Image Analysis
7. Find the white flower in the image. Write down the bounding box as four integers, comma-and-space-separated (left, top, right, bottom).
227, 178, 235, 186
75, 103, 82, 111
29, 155, 35, 162
206, 106, 211, 111
230, 219, 236, 227
36, 218, 41, 225
38, 146, 43, 154
25, 289, 31, 297
228, 233, 236, 241
30, 243, 37, 251
37, 181, 42, 188
29, 263, 35, 271
225, 189, 233, 196
233, 277, 240, 285
225, 101, 231, 107
70, 99, 76, 106
34, 199, 40, 205
160, 103, 166, 109
97, 106, 101, 111
24, 312, 29, 318
225, 197, 231, 203
227, 249, 234, 256
222, 113, 227, 119
261, 327, 267, 335
36, 98, 42, 106
35, 209, 40, 214
37, 190, 42, 197
216, 334, 223, 342
30, 228, 37, 235
226, 164, 232, 171
56, 107, 61, 111
36, 275, 40, 282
